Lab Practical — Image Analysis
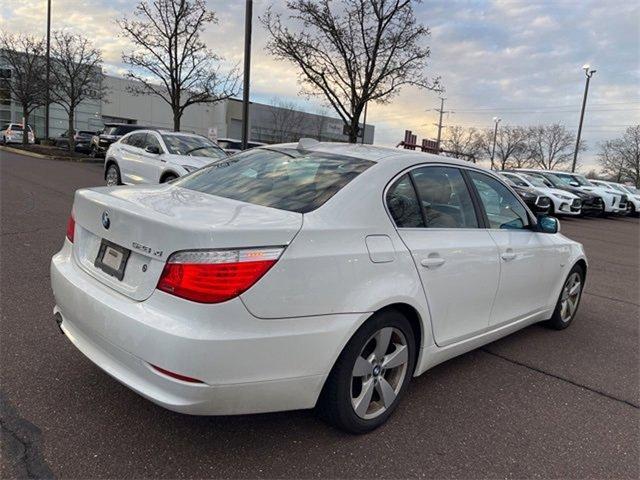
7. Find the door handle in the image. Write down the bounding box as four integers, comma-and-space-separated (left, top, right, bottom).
421, 256, 445, 268
501, 249, 517, 261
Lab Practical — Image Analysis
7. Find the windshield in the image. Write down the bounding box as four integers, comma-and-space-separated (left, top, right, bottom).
162, 134, 227, 159
556, 173, 592, 186
174, 148, 374, 213
9, 124, 24, 131
608, 183, 627, 193
524, 175, 549, 188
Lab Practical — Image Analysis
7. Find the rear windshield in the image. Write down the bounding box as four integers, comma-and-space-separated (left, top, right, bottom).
162, 134, 227, 159
104, 125, 140, 136
10, 124, 24, 131
174, 148, 374, 213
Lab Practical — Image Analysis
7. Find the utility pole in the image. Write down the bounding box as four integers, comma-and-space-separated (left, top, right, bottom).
45, 0, 51, 139
241, 0, 253, 150
434, 97, 446, 153
572, 64, 596, 172
490, 117, 501, 170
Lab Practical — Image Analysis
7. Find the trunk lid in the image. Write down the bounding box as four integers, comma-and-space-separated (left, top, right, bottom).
71, 184, 303, 301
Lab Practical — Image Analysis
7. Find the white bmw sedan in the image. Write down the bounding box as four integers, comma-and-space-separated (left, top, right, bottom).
51, 141, 587, 433
104, 130, 227, 186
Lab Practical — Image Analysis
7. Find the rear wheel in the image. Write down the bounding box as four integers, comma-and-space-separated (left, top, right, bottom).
161, 174, 177, 183
105, 164, 121, 186
545, 264, 585, 330
318, 309, 416, 434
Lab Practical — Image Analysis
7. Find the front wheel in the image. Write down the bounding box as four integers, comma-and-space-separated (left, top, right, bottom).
161, 174, 177, 183
545, 265, 585, 330
318, 309, 416, 434
105, 164, 121, 186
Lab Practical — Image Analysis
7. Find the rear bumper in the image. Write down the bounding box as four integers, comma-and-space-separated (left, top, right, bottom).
51, 241, 362, 415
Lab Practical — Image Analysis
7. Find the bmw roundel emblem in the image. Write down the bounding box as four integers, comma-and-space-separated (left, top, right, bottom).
101, 211, 111, 230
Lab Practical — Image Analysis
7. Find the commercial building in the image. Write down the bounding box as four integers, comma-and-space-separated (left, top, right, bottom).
1, 71, 374, 144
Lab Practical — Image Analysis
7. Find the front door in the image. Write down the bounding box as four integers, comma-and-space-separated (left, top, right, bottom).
388, 166, 501, 346
467, 171, 558, 326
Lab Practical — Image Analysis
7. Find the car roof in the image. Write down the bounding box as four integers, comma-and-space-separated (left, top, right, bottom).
270, 141, 486, 169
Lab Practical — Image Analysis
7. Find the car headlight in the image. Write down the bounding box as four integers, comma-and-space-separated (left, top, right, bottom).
556, 194, 571, 200
182, 165, 199, 172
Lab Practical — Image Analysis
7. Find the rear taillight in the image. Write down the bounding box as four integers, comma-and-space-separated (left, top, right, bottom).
157, 247, 284, 303
66, 214, 75, 242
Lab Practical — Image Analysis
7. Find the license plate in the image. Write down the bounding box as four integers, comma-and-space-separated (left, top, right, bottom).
94, 240, 130, 280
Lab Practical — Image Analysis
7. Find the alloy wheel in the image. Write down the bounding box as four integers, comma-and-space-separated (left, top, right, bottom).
106, 166, 119, 186
351, 327, 409, 420
560, 272, 582, 323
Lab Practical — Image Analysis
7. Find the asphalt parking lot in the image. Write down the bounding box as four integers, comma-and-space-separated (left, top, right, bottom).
1, 149, 638, 479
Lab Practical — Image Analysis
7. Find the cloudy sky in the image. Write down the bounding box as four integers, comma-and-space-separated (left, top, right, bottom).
2, 0, 638, 168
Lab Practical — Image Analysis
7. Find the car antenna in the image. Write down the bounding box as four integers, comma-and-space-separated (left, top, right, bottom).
297, 138, 319, 151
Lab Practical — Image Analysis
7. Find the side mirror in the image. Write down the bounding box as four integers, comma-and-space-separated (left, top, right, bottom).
538, 215, 560, 234
145, 145, 160, 155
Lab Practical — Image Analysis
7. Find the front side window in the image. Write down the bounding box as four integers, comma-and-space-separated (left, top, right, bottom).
175, 148, 373, 213
125, 132, 146, 148
469, 171, 529, 230
144, 133, 162, 152
162, 134, 226, 159
386, 174, 425, 228
411, 166, 478, 228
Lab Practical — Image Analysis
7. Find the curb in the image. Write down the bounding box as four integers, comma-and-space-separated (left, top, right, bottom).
0, 145, 103, 163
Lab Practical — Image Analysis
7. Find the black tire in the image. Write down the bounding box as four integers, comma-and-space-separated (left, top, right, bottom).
544, 264, 585, 330
105, 163, 122, 186
318, 309, 416, 434
629, 203, 637, 217
161, 174, 177, 183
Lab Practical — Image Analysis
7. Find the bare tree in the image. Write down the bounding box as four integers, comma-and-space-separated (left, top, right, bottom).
598, 125, 640, 187
267, 99, 308, 143
527, 124, 581, 170
50, 32, 106, 151
262, 0, 439, 143
118, 0, 240, 132
479, 125, 527, 170
0, 33, 47, 144
442, 126, 481, 160
597, 139, 627, 182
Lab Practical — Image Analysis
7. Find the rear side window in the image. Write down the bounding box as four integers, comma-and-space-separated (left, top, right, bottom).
387, 174, 425, 228
175, 148, 374, 213
412, 166, 478, 228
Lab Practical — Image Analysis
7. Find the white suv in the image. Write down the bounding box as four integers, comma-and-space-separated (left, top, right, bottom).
104, 130, 228, 186
1, 123, 35, 144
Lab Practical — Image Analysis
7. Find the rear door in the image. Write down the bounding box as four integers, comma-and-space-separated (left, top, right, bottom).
389, 166, 501, 346
467, 171, 559, 326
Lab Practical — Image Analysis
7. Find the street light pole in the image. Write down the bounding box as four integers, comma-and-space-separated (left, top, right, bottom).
45, 0, 51, 139
490, 117, 501, 170
361, 101, 368, 145
572, 64, 596, 172
240, 0, 253, 150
